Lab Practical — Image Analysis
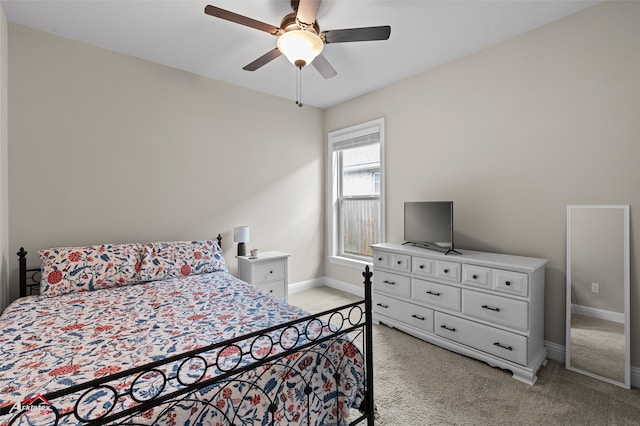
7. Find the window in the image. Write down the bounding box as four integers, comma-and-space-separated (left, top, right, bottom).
327, 118, 385, 265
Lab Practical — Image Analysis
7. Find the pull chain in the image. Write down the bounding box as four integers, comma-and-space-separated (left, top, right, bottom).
295, 64, 303, 107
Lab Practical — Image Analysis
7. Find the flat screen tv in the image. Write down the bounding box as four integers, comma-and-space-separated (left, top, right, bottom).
404, 201, 459, 254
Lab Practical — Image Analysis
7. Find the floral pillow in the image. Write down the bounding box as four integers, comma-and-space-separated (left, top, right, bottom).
39, 244, 142, 297
139, 240, 227, 281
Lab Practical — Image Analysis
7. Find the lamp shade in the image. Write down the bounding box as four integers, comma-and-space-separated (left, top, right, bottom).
233, 226, 250, 243
277, 30, 324, 67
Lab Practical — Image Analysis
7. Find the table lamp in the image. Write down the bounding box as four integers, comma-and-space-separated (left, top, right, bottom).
233, 226, 250, 256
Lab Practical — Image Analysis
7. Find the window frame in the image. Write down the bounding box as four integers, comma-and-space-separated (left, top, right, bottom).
327, 118, 385, 268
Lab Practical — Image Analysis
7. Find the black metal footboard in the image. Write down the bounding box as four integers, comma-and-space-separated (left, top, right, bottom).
6, 259, 375, 426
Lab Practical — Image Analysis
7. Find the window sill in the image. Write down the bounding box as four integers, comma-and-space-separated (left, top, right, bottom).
328, 255, 373, 270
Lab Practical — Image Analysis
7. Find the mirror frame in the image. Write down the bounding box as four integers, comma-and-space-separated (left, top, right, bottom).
565, 204, 630, 388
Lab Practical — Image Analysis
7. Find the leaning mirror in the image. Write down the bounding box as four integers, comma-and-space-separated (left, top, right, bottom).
566, 205, 630, 388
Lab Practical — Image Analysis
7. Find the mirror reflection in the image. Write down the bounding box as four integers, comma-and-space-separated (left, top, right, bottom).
566, 205, 630, 388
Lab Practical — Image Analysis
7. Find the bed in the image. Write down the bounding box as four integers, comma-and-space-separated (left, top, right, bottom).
0, 237, 374, 425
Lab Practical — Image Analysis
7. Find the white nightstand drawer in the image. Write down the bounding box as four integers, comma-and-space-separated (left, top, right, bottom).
462, 290, 528, 332
411, 278, 461, 312
237, 251, 289, 302
374, 293, 434, 333
257, 280, 286, 299
254, 260, 285, 284
435, 312, 527, 365
373, 270, 411, 298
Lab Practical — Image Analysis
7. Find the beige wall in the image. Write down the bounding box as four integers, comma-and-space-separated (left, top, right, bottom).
325, 1, 640, 365
0, 7, 8, 310
6, 23, 325, 303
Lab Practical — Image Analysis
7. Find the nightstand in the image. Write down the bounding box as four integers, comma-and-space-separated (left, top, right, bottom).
237, 251, 290, 300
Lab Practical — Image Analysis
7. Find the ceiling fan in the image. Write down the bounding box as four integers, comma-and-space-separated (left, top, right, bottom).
204, 0, 391, 80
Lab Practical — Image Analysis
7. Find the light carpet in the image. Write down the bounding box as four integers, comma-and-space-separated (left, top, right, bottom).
288, 286, 640, 425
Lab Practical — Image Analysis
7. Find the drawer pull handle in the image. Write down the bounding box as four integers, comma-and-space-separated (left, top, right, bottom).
482, 305, 500, 312
376, 303, 389, 309
411, 314, 425, 321
472, 274, 478, 280
397, 260, 402, 265
426, 291, 441, 296
419, 265, 425, 269
505, 281, 511, 286
383, 280, 396, 285
440, 325, 456, 332
378, 257, 383, 261
493, 342, 513, 351
443, 269, 449, 274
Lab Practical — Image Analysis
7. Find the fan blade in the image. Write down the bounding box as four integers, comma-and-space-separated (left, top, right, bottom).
243, 48, 283, 71
204, 5, 281, 35
323, 26, 391, 44
296, 0, 322, 26
312, 54, 337, 79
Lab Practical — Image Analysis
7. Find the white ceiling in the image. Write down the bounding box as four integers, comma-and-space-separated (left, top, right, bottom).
1, 0, 601, 109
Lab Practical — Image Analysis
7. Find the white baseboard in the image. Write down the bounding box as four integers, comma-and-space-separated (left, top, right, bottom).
289, 278, 638, 388
288, 276, 364, 298
288, 277, 325, 294
323, 277, 364, 298
544, 340, 565, 363
571, 304, 624, 324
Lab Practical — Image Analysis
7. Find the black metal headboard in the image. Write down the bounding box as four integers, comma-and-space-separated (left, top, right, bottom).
17, 247, 41, 297
18, 234, 223, 298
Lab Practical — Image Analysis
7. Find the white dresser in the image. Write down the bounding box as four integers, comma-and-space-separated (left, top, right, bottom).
372, 243, 548, 384
237, 251, 289, 301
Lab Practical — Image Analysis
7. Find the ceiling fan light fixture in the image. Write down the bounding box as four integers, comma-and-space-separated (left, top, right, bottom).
277, 30, 324, 68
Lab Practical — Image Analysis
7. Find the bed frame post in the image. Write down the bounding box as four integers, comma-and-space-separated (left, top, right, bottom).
362, 265, 375, 425
18, 247, 27, 297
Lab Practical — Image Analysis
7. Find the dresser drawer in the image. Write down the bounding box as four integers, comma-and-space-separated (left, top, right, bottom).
374, 271, 411, 298
412, 256, 436, 277
462, 290, 528, 332
411, 278, 461, 312
435, 260, 461, 283
254, 260, 285, 284
462, 264, 493, 290
462, 265, 528, 297
257, 280, 286, 299
495, 270, 528, 297
373, 251, 391, 268
373, 251, 411, 273
374, 293, 434, 333
435, 312, 527, 365
390, 253, 411, 273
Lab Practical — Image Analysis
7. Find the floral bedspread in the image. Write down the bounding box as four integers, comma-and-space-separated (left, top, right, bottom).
0, 272, 365, 425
